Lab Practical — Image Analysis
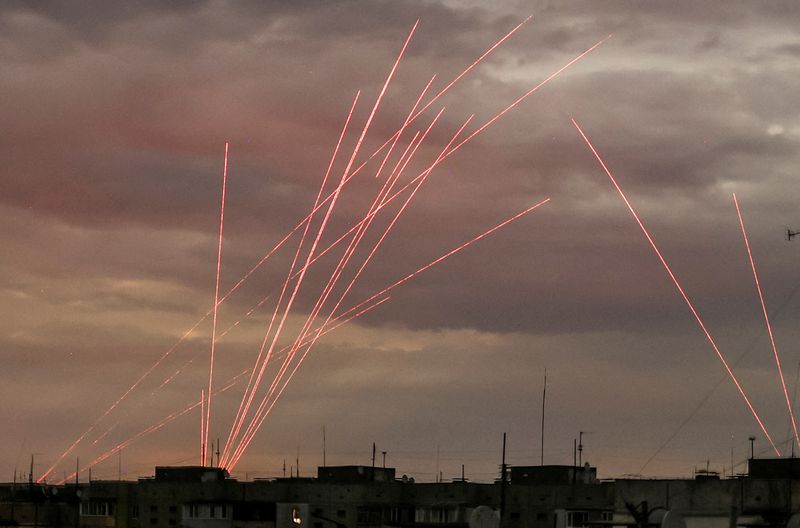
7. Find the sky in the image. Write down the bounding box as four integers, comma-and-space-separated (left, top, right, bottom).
2, 0, 800, 483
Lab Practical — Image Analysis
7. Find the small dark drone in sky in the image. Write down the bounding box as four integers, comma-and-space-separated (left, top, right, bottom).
787, 228, 798, 241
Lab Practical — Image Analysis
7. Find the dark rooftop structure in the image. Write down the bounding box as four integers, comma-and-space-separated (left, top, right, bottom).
153, 466, 230, 483
316, 465, 396, 483
509, 464, 596, 485
748, 458, 800, 480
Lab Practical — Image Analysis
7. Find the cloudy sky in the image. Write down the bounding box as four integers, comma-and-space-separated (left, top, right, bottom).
3, 0, 800, 483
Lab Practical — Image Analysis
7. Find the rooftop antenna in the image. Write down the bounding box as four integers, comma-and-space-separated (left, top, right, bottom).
435, 445, 440, 483
500, 433, 507, 523
323, 426, 327, 467
216, 438, 221, 468
541, 368, 547, 465
749, 436, 756, 460
578, 431, 593, 467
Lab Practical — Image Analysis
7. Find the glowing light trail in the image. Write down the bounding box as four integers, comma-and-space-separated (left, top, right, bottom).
229, 111, 450, 466
56, 371, 248, 486
46, 19, 597, 481
81, 293, 387, 477
224, 22, 418, 466
238, 116, 466, 462
571, 119, 779, 455
223, 91, 361, 464
226, 295, 391, 469
204, 142, 229, 466
200, 389, 205, 465
45, 22, 560, 474
734, 193, 799, 449
303, 113, 475, 377
226, 197, 550, 469
374, 75, 436, 180
291, 109, 446, 376
215, 15, 534, 310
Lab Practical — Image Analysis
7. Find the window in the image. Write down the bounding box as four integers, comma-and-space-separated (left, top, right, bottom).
80, 501, 115, 517
184, 503, 230, 520
567, 511, 589, 528
415, 507, 457, 524
357, 507, 382, 525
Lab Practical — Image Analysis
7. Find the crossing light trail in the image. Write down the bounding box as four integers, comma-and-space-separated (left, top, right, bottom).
226, 24, 419, 464
55, 371, 248, 486
733, 193, 799, 449
636, 280, 800, 475
226, 110, 466, 468
279, 113, 475, 420
83, 293, 390, 478
571, 118, 779, 456
225, 296, 392, 469
41, 20, 563, 479
223, 90, 362, 464
204, 142, 230, 466
224, 20, 419, 464
373, 74, 436, 181
200, 389, 205, 465
225, 197, 551, 469
45, 19, 602, 481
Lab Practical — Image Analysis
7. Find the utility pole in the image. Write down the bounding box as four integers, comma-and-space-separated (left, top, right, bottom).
75, 458, 80, 528
541, 369, 547, 466
749, 436, 756, 460
382, 451, 387, 468
573, 438, 577, 467
578, 431, 593, 467
500, 433, 508, 525
323, 426, 327, 467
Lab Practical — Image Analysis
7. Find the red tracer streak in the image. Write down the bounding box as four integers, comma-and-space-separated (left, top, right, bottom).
734, 193, 798, 449
571, 118, 779, 456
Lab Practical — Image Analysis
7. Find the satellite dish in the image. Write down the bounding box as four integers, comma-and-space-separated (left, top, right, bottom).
469, 506, 499, 528
648, 510, 685, 528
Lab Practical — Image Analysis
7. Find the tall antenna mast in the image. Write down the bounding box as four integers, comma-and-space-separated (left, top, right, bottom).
500, 433, 507, 523
541, 368, 547, 465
